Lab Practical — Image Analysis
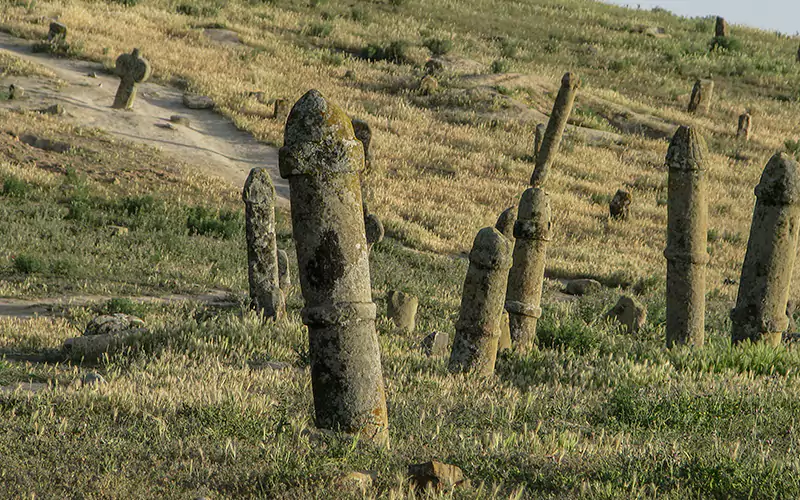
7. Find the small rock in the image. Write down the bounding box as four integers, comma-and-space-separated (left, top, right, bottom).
339, 471, 375, 489
87, 71, 97, 78
604, 295, 647, 335
183, 94, 215, 110
19, 134, 72, 153
565, 279, 602, 296
386, 291, 419, 333
155, 122, 176, 130
408, 461, 469, 491
419, 74, 439, 95
8, 84, 23, 100
169, 115, 191, 126
421, 331, 449, 356
81, 372, 106, 386
84, 313, 146, 337
273, 98, 290, 120
40, 104, 65, 115
609, 189, 632, 220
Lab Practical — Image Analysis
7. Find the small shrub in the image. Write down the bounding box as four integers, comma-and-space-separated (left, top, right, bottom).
187, 206, 242, 239
121, 195, 156, 216
350, 6, 368, 23
2, 176, 29, 198
13, 254, 44, 274
424, 38, 453, 56
710, 36, 742, 52
305, 22, 333, 38
361, 41, 408, 64
176, 3, 200, 15
498, 37, 520, 59
51, 257, 78, 277
110, 0, 139, 5
102, 297, 141, 316
785, 139, 800, 160
490, 59, 510, 74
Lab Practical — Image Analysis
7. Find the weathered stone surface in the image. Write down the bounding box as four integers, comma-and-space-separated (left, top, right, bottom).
565, 278, 602, 296
408, 461, 469, 491
8, 84, 23, 100
688, 79, 713, 115
364, 213, 384, 251
421, 331, 449, 356
386, 290, 418, 333
183, 94, 215, 110
533, 122, 546, 160
665, 126, 709, 348
788, 300, 797, 334
530, 72, 580, 188
737, 112, 751, 141
351, 118, 375, 220
497, 310, 511, 353
494, 206, 517, 241
419, 74, 439, 95
732, 153, 800, 346
609, 189, 631, 220
84, 313, 146, 336
449, 227, 513, 375
277, 249, 291, 292
273, 98, 290, 120
48, 22, 67, 42
605, 295, 647, 335
351, 118, 373, 173
243, 167, 284, 320
505, 188, 551, 350
715, 16, 729, 38
113, 48, 151, 110
279, 89, 388, 443
64, 314, 146, 362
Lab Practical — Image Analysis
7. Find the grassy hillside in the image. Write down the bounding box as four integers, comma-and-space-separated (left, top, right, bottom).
2, 0, 800, 497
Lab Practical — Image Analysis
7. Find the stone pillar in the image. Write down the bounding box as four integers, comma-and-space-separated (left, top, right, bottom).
48, 22, 67, 42
737, 112, 751, 141
243, 168, 285, 320
715, 16, 729, 38
609, 189, 632, 220
274, 98, 290, 120
505, 188, 552, 350
279, 89, 388, 443
277, 249, 291, 293
530, 73, 580, 188
449, 227, 512, 375
386, 290, 418, 333
664, 126, 709, 348
533, 123, 546, 160
495, 207, 516, 353
731, 153, 800, 346
687, 79, 713, 115
113, 48, 151, 110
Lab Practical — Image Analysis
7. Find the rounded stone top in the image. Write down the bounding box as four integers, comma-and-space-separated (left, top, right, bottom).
518, 187, 551, 222
666, 126, 707, 171
115, 48, 151, 82
561, 72, 580, 89
279, 89, 365, 178
755, 153, 800, 206
242, 167, 276, 204
469, 227, 512, 270
494, 206, 517, 240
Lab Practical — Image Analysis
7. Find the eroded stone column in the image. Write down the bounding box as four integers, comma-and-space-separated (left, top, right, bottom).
113, 48, 151, 110
688, 79, 713, 114
277, 248, 291, 293
731, 153, 800, 346
279, 89, 388, 443
505, 188, 552, 350
530, 73, 580, 188
495, 207, 517, 353
243, 168, 285, 320
449, 227, 512, 376
664, 126, 709, 348
715, 16, 729, 38
533, 123, 546, 161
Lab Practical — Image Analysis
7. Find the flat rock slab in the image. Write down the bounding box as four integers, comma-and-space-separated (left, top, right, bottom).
0, 31, 288, 206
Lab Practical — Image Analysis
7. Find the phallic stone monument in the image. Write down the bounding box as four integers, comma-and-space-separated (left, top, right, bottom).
687, 79, 714, 114
731, 153, 800, 346
530, 72, 580, 188
421, 331, 449, 356
386, 290, 419, 333
664, 126, 709, 348
449, 227, 513, 375
505, 188, 552, 350
277, 248, 291, 293
495, 207, 516, 353
715, 16, 729, 38
279, 89, 388, 443
243, 167, 285, 320
737, 112, 751, 141
112, 48, 151, 110
609, 189, 632, 220
533, 123, 546, 161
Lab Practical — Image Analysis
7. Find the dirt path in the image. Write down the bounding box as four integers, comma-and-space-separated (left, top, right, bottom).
0, 31, 289, 205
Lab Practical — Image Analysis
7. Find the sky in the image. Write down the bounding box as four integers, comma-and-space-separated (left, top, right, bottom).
600, 0, 800, 35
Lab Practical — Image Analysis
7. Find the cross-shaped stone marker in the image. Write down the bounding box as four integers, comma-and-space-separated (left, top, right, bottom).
113, 48, 151, 110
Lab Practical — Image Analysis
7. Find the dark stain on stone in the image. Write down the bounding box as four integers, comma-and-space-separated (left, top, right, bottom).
306, 229, 346, 294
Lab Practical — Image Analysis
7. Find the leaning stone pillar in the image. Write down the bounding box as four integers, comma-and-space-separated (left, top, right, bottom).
243, 168, 285, 320
688, 79, 713, 114
530, 73, 580, 188
715, 16, 729, 38
731, 153, 800, 346
533, 123, 546, 161
279, 89, 389, 443
664, 126, 709, 348
449, 227, 513, 376
505, 188, 552, 350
